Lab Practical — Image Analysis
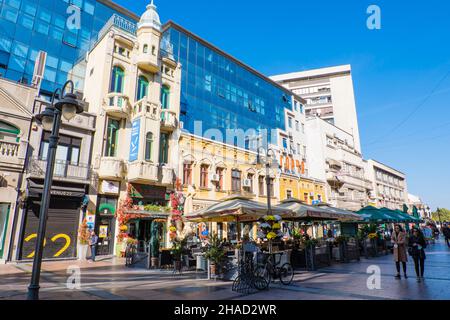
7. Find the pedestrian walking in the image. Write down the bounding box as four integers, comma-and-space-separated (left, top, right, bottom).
89, 230, 99, 262
408, 228, 427, 282
443, 224, 450, 248
391, 224, 408, 279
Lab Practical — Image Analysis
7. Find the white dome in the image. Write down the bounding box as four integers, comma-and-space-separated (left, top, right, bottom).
138, 0, 161, 31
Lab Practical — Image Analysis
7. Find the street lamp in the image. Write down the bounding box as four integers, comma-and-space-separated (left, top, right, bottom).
255, 144, 277, 216
27, 80, 83, 300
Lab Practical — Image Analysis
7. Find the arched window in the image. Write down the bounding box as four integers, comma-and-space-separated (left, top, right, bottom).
145, 132, 153, 162
0, 121, 20, 142
136, 76, 149, 101
110, 66, 124, 93
143, 44, 148, 53
160, 85, 170, 109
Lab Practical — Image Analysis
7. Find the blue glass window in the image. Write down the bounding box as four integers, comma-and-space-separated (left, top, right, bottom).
0, 36, 12, 52
6, 0, 21, 9
44, 67, 56, 82
1, 6, 19, 23
19, 14, 33, 29
12, 42, 28, 58
35, 21, 50, 35
21, 0, 37, 16
84, 1, 95, 15
37, 7, 51, 23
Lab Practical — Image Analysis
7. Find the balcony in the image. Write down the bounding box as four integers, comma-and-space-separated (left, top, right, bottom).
160, 166, 174, 186
160, 110, 178, 131
27, 157, 91, 184
132, 97, 160, 121
98, 157, 124, 180
127, 161, 158, 184
136, 52, 159, 73
0, 141, 19, 160
103, 93, 130, 119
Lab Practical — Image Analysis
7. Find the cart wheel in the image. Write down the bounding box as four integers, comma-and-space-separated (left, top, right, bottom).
253, 275, 269, 291
255, 265, 271, 285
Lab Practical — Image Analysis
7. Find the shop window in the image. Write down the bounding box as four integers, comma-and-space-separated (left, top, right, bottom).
105, 118, 120, 157
110, 66, 124, 93
145, 132, 153, 162
136, 75, 149, 101
200, 164, 209, 188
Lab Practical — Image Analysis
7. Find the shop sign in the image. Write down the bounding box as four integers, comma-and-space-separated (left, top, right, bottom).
129, 119, 140, 162
86, 212, 96, 230
101, 181, 120, 195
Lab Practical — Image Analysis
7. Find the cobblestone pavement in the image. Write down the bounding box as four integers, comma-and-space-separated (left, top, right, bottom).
1, 240, 449, 300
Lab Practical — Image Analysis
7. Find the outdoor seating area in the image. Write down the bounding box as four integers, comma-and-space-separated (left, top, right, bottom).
124, 195, 424, 288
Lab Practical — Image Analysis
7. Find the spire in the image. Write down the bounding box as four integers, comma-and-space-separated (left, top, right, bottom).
138, 0, 161, 31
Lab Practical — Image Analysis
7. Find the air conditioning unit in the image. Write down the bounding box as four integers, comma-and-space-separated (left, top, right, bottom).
243, 179, 252, 188
211, 174, 220, 182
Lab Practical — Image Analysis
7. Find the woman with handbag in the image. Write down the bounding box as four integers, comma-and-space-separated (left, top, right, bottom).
408, 228, 427, 282
391, 225, 408, 279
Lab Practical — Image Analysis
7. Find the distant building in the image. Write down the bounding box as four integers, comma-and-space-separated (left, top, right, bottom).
366, 159, 408, 210
271, 65, 362, 153
305, 117, 371, 211
408, 194, 431, 219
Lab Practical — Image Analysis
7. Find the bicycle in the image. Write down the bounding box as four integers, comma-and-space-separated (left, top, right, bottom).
255, 252, 294, 289
232, 251, 268, 293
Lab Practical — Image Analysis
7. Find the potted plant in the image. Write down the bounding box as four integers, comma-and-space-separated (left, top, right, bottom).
171, 238, 187, 272
204, 233, 225, 276
77, 219, 90, 261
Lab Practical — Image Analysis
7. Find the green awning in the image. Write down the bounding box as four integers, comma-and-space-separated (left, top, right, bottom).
355, 206, 399, 223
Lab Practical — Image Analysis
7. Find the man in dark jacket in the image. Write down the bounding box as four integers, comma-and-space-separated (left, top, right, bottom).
443, 224, 450, 248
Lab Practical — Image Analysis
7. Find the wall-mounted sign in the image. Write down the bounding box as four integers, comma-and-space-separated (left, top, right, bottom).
86, 212, 96, 230
129, 119, 141, 162
99, 225, 108, 239
101, 181, 120, 195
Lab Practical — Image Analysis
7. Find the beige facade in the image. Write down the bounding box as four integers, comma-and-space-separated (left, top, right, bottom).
0, 78, 36, 262
306, 117, 372, 211
81, 4, 181, 251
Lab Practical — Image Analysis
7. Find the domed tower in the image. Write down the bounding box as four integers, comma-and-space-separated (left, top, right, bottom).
136, 0, 162, 73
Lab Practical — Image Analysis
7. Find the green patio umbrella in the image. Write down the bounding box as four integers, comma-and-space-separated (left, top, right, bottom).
379, 208, 406, 223
355, 206, 398, 224
394, 209, 422, 223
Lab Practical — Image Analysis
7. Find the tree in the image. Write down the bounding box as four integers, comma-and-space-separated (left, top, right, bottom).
432, 208, 450, 223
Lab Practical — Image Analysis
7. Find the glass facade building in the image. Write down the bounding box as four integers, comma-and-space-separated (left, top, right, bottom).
0, 0, 137, 94
162, 23, 293, 146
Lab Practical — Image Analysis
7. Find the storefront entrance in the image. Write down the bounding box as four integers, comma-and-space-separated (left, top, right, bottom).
96, 196, 118, 256
20, 197, 81, 260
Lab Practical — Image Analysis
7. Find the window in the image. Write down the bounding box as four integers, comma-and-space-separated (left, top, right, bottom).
136, 75, 149, 100
268, 178, 274, 197
216, 167, 224, 191
143, 44, 148, 53
0, 120, 20, 142
247, 173, 254, 193
301, 123, 305, 134
110, 66, 124, 93
105, 119, 120, 157
295, 120, 300, 131
282, 138, 288, 149
40, 132, 81, 165
286, 190, 292, 199
200, 165, 209, 188
288, 117, 292, 128
159, 133, 169, 164
183, 163, 192, 185
145, 132, 153, 161
161, 85, 170, 109
231, 170, 241, 192
259, 176, 265, 196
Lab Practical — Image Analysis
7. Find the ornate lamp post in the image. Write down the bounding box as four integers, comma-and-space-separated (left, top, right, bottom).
27, 80, 84, 300
255, 144, 277, 216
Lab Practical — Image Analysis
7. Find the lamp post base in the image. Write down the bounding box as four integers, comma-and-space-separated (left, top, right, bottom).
27, 285, 40, 300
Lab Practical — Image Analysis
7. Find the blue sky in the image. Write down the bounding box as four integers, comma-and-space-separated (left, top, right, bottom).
116, 0, 450, 210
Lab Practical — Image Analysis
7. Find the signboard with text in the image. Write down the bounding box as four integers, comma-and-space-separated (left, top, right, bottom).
129, 119, 140, 162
